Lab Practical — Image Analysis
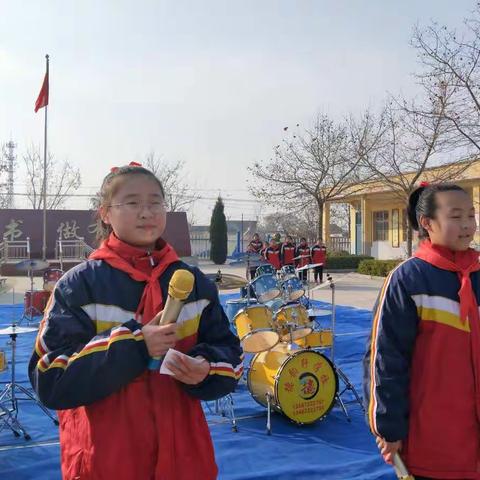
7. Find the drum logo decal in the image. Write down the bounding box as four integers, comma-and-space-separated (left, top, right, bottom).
298, 372, 319, 400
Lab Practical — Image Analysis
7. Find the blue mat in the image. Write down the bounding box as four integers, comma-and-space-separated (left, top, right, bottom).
0, 297, 395, 480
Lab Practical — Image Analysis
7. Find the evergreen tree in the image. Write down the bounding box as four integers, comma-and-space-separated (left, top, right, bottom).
209, 197, 228, 264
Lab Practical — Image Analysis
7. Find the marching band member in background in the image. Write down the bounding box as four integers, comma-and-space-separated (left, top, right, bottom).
29, 163, 243, 480
281, 235, 296, 267
295, 237, 311, 283
246, 232, 263, 279
363, 183, 480, 480
311, 239, 327, 284
264, 237, 282, 270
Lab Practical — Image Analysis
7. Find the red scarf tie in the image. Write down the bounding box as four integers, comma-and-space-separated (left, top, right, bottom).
89, 234, 179, 323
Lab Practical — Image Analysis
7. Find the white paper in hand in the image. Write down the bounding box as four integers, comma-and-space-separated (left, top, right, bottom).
159, 348, 205, 376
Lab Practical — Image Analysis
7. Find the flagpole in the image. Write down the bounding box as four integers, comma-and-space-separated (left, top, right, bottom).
42, 54, 49, 261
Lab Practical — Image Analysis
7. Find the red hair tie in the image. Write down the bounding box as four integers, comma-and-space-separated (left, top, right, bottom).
420, 181, 430, 187
110, 161, 142, 173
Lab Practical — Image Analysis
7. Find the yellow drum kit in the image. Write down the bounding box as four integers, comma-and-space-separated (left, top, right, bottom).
211, 258, 363, 434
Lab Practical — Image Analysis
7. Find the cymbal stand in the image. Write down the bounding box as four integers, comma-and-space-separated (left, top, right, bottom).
326, 274, 364, 421
0, 329, 58, 439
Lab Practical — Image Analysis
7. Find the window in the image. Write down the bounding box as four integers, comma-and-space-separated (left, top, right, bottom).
392, 209, 399, 247
373, 210, 389, 241
402, 209, 407, 242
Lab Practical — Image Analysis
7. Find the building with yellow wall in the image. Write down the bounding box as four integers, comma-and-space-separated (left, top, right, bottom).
324, 159, 480, 260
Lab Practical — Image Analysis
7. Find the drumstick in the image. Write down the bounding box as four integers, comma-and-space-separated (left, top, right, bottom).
376, 438, 415, 480
392, 453, 415, 480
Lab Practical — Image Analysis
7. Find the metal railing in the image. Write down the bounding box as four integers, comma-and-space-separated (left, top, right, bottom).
328, 237, 351, 253
56, 237, 94, 270
0, 237, 31, 263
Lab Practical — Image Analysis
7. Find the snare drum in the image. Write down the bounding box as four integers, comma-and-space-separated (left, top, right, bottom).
255, 264, 276, 278
281, 276, 305, 302
274, 303, 312, 341
43, 268, 64, 292
248, 343, 338, 424
234, 305, 279, 353
280, 265, 296, 280
225, 298, 257, 323
24, 290, 51, 316
294, 330, 333, 349
250, 274, 281, 303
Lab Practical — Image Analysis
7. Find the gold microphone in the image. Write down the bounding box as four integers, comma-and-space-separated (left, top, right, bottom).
148, 269, 195, 370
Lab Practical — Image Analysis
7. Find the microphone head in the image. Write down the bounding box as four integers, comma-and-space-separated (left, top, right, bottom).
168, 269, 195, 300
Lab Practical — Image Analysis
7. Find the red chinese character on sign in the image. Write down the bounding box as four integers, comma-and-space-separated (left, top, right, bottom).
288, 367, 299, 378
284, 382, 294, 392
301, 357, 308, 368
320, 374, 329, 385
313, 362, 322, 373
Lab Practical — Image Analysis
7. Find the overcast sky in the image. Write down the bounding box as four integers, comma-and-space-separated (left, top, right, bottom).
0, 0, 475, 223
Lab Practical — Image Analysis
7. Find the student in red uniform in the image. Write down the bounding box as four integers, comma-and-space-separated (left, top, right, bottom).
29, 163, 243, 480
281, 235, 296, 267
264, 237, 282, 270
311, 240, 327, 284
295, 237, 311, 283
363, 183, 480, 480
246, 232, 263, 279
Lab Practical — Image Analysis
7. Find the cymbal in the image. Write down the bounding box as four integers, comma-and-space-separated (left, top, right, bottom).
307, 308, 331, 317
296, 262, 323, 272
15, 259, 50, 272
205, 273, 248, 290
0, 325, 38, 335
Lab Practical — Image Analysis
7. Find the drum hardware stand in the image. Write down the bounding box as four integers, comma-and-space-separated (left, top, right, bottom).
266, 393, 272, 435
326, 274, 364, 420
20, 267, 43, 325
0, 328, 58, 439
204, 394, 238, 432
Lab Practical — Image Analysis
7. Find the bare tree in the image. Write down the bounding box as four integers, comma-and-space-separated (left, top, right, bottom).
144, 152, 199, 212
23, 146, 81, 209
351, 98, 470, 255
258, 207, 319, 241
248, 114, 365, 242
412, 6, 480, 152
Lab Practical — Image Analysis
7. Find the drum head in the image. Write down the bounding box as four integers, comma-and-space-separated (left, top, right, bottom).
275, 350, 338, 424
242, 330, 279, 353
279, 326, 313, 342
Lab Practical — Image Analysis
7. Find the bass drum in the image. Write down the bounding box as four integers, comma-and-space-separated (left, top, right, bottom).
248, 344, 338, 424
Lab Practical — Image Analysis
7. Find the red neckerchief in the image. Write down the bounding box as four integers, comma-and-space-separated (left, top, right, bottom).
414, 240, 480, 325
89, 233, 179, 323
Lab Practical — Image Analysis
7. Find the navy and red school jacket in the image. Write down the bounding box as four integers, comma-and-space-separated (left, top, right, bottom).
264, 246, 281, 270
363, 257, 480, 479
29, 258, 243, 480
281, 242, 296, 266
295, 245, 311, 268
247, 240, 263, 254
311, 244, 326, 265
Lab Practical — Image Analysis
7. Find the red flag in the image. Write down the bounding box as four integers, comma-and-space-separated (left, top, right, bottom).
34, 72, 49, 113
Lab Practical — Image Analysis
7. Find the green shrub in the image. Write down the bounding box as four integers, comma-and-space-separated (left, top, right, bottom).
327, 250, 351, 257
357, 259, 402, 277
326, 255, 374, 269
